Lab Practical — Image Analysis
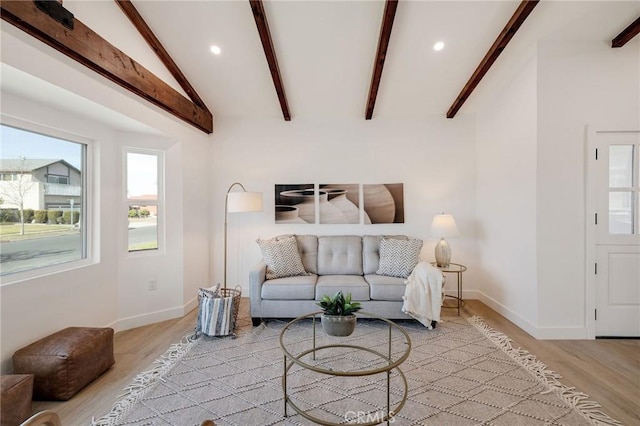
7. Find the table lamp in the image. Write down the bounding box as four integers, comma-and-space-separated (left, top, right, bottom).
430, 213, 459, 268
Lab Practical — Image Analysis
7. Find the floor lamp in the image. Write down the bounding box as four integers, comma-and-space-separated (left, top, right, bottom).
224, 182, 263, 289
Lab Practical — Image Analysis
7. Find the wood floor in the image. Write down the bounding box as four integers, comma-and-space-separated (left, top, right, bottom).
31, 299, 639, 425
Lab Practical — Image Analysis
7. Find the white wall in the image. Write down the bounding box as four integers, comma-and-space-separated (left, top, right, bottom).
209, 116, 480, 297
536, 39, 640, 337
475, 37, 640, 339
476, 48, 539, 336
1, 94, 119, 373
180, 136, 212, 313
0, 28, 211, 372
116, 133, 185, 328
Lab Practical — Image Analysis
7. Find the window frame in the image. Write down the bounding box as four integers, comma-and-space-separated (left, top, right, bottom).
0, 115, 93, 285
124, 147, 164, 255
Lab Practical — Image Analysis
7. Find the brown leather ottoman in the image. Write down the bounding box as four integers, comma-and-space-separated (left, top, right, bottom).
12, 327, 115, 400
0, 374, 34, 426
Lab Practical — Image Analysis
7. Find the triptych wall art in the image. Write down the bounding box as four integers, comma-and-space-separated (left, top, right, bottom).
274, 184, 404, 224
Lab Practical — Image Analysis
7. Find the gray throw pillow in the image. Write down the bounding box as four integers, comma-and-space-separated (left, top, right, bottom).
257, 236, 308, 279
376, 238, 423, 278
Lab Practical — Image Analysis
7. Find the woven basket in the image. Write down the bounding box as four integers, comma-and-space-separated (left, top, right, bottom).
196, 285, 242, 337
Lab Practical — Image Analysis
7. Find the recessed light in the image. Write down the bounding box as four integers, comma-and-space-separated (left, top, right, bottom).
433, 41, 445, 51
210, 45, 222, 55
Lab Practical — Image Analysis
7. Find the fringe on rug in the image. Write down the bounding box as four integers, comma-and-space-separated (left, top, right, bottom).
468, 316, 622, 426
90, 334, 199, 426
91, 323, 267, 426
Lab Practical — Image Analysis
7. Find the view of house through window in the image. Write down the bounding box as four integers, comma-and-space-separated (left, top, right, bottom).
127, 151, 161, 252
0, 124, 86, 277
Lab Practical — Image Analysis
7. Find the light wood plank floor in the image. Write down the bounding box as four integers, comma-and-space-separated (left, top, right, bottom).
31, 299, 639, 425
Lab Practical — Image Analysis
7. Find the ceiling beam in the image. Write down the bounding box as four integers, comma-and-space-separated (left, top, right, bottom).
115, 0, 209, 111
447, 0, 539, 119
366, 0, 399, 120
249, 0, 291, 121
1, 1, 213, 134
612, 16, 640, 48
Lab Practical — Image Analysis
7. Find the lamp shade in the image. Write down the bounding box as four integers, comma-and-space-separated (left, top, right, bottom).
430, 214, 460, 238
227, 191, 263, 213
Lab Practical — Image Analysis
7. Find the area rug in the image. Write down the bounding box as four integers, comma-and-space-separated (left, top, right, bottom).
92, 316, 621, 425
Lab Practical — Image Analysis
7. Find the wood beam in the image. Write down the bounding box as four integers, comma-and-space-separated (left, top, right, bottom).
1, 1, 213, 134
115, 0, 209, 111
249, 0, 291, 121
366, 0, 399, 120
447, 0, 539, 119
612, 16, 640, 48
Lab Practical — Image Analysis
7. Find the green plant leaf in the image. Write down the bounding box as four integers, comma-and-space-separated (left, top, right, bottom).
317, 291, 361, 315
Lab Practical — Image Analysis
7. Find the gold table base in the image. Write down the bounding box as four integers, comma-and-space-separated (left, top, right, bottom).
279, 312, 411, 426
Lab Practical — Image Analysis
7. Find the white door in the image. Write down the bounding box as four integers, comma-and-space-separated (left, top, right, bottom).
592, 132, 640, 337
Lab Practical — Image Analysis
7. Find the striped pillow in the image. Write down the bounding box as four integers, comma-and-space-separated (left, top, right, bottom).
257, 236, 308, 279
197, 293, 235, 337
376, 238, 423, 278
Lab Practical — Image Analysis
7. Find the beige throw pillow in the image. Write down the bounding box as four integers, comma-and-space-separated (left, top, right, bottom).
257, 236, 308, 279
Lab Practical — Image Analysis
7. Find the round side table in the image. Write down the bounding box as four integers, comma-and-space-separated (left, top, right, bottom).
431, 262, 467, 316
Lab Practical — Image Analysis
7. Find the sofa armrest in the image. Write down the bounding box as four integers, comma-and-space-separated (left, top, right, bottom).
249, 261, 267, 317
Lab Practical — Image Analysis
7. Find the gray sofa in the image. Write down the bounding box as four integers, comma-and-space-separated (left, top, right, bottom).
249, 234, 423, 326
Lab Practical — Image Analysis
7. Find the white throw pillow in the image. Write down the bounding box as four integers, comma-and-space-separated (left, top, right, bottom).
198, 283, 221, 299
376, 238, 423, 278
257, 236, 308, 279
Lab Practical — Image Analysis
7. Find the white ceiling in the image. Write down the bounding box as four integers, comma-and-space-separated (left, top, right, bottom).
2, 1, 639, 127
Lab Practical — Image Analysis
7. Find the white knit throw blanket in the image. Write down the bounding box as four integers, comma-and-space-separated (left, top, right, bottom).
401, 261, 444, 328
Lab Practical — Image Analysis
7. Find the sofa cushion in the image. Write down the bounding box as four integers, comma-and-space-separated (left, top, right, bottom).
261, 274, 317, 300
376, 238, 423, 278
315, 275, 370, 301
295, 235, 318, 274
365, 274, 406, 301
317, 236, 363, 275
257, 236, 308, 279
362, 235, 408, 275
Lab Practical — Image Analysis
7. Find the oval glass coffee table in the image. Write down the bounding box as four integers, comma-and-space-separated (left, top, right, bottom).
279, 311, 411, 426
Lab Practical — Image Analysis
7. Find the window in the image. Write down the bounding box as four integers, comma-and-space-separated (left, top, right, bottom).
126, 150, 162, 252
0, 123, 87, 277
47, 175, 69, 185
609, 144, 638, 234
1, 173, 18, 181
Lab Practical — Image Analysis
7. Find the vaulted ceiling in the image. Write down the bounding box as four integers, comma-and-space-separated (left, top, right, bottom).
2, 1, 639, 134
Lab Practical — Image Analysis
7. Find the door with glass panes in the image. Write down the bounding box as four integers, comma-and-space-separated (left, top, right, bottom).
593, 132, 640, 337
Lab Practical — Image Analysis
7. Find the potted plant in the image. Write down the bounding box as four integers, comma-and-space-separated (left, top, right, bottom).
317, 291, 362, 336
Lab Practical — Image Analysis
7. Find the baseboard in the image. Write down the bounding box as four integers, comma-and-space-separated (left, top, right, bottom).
444, 289, 480, 301
111, 291, 587, 339
184, 296, 198, 315
473, 291, 588, 339
115, 304, 191, 332
473, 291, 539, 338
534, 326, 588, 339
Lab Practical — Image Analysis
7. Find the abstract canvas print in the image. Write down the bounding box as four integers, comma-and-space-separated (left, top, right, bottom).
319, 184, 360, 224
363, 183, 404, 224
274, 184, 315, 224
